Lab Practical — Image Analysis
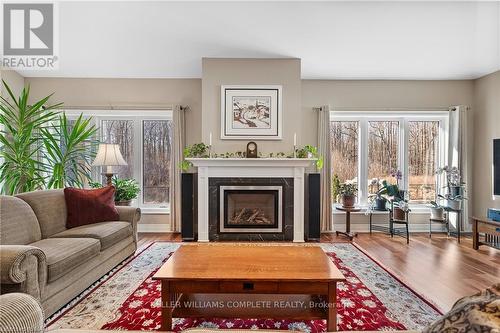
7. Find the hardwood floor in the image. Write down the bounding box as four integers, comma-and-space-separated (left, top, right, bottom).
137, 232, 500, 312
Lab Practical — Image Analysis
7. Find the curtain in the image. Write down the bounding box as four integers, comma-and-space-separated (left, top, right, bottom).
318, 105, 332, 231
447, 105, 471, 231
170, 105, 186, 232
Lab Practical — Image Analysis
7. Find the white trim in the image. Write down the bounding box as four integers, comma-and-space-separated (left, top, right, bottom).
330, 110, 449, 205
63, 109, 173, 211
137, 224, 171, 233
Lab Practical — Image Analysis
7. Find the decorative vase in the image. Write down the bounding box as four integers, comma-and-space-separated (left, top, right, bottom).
393, 207, 406, 220
341, 194, 356, 208
430, 206, 445, 220
446, 199, 461, 210
375, 197, 387, 210
115, 200, 132, 206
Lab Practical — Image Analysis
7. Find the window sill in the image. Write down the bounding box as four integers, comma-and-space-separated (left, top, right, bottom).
140, 207, 170, 215
331, 204, 431, 214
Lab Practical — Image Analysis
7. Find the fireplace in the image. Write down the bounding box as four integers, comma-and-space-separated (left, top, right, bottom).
220, 186, 282, 233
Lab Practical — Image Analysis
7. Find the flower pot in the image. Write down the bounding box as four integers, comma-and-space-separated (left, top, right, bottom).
430, 207, 444, 220
115, 200, 132, 206
450, 186, 462, 197
446, 199, 461, 210
341, 195, 356, 208
375, 197, 387, 211
393, 207, 406, 220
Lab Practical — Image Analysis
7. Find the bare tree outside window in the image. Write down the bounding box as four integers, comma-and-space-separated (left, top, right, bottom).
330, 121, 359, 186
101, 120, 134, 179
408, 121, 439, 203
143, 120, 172, 205
368, 121, 399, 194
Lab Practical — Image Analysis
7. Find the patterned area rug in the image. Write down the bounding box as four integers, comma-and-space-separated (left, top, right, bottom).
46, 242, 441, 332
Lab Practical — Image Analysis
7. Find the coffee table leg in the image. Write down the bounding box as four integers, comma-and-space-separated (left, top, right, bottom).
161, 280, 172, 331
327, 282, 337, 331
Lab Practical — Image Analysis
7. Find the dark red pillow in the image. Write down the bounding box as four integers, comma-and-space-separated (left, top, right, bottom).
64, 186, 119, 228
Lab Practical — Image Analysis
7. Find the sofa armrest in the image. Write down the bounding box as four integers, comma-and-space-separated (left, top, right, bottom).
0, 293, 44, 333
116, 206, 141, 241
0, 245, 47, 300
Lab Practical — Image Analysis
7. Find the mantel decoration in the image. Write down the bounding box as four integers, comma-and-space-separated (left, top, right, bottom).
221, 85, 282, 140
180, 142, 323, 172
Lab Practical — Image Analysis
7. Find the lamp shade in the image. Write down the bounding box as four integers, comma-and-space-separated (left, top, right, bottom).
92, 144, 128, 167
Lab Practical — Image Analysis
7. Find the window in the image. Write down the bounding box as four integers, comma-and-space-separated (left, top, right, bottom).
368, 121, 399, 195
330, 112, 447, 207
330, 121, 358, 184
64, 110, 173, 213
408, 121, 440, 203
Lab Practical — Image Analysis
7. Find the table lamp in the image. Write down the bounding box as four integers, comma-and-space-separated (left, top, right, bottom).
92, 144, 128, 186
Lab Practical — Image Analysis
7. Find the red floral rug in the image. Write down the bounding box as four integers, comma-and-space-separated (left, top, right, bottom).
46, 242, 441, 332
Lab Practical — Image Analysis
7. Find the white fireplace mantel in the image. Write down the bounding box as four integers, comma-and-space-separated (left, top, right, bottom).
187, 158, 317, 242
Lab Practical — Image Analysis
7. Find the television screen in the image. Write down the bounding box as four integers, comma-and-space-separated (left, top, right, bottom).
494, 139, 500, 196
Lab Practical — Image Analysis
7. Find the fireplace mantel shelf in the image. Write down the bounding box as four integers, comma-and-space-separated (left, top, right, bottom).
186, 158, 317, 168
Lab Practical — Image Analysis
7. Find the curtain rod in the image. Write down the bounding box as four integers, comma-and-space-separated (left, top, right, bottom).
314, 106, 455, 112
60, 105, 187, 111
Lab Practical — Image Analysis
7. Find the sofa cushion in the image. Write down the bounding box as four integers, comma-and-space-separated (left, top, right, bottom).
64, 187, 119, 228
0, 196, 42, 245
17, 190, 67, 238
30, 238, 100, 282
50, 221, 132, 250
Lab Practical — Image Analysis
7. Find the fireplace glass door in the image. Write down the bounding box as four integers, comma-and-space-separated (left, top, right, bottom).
220, 186, 283, 233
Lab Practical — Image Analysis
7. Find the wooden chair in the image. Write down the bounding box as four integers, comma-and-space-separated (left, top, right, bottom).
388, 201, 410, 244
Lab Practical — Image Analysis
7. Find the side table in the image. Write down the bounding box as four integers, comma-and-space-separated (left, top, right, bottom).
335, 206, 361, 241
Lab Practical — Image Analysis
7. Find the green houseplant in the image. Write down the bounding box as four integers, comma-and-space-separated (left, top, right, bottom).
90, 177, 140, 206
42, 113, 98, 189
0, 81, 62, 194
180, 143, 210, 171
338, 181, 358, 208
296, 144, 324, 169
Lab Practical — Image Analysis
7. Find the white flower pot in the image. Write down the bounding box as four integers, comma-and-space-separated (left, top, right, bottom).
446, 200, 461, 210
430, 207, 444, 220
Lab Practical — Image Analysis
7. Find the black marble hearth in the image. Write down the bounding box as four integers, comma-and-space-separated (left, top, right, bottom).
208, 177, 294, 241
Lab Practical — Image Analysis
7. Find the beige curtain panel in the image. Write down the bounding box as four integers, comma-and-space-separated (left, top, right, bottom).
317, 105, 332, 231
170, 105, 186, 232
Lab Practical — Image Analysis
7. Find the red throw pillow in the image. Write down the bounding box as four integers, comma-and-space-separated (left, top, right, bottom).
64, 186, 120, 228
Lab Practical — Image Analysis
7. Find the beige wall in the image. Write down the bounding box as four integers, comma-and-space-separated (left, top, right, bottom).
302, 80, 475, 145
25, 78, 202, 145
1, 69, 25, 99
23, 77, 202, 226
202, 58, 302, 153
472, 70, 500, 216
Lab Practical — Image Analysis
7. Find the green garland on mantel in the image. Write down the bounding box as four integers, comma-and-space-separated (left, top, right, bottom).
180, 143, 323, 171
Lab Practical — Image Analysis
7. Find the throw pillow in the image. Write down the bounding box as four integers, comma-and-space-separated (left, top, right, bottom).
64, 186, 119, 228
423, 283, 500, 333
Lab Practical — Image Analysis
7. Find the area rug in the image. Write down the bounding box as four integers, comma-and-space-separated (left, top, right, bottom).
46, 242, 441, 332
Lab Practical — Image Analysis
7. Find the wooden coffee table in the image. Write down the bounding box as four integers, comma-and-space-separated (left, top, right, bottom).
153, 244, 345, 331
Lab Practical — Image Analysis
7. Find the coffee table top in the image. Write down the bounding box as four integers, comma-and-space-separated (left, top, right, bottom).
153, 244, 344, 282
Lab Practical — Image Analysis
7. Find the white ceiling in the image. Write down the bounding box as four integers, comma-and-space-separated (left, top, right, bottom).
17, 1, 500, 80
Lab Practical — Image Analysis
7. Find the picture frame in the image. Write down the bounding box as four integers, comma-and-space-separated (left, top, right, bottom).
220, 85, 282, 140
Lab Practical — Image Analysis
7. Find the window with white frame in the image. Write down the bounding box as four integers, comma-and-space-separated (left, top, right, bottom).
330, 111, 448, 207
64, 110, 173, 213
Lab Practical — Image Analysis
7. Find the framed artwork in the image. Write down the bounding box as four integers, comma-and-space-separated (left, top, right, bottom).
220, 85, 282, 140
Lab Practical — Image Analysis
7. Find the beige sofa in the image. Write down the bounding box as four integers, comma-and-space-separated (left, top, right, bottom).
0, 189, 140, 318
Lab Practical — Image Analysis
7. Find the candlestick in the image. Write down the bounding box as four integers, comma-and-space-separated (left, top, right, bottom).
209, 132, 212, 146
294, 133, 297, 146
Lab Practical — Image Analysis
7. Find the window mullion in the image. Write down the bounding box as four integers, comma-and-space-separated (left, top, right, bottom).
400, 118, 409, 192
359, 119, 368, 205
134, 117, 143, 208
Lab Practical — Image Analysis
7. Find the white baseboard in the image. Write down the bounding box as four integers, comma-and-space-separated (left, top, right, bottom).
137, 224, 171, 233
